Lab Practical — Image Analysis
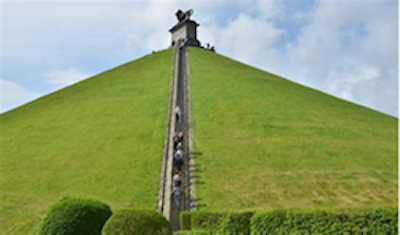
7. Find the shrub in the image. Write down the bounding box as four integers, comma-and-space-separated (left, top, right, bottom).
183, 208, 397, 234
180, 211, 192, 230
190, 211, 229, 232
174, 230, 212, 235
39, 197, 112, 235
250, 209, 286, 234
250, 208, 398, 235
103, 209, 172, 235
220, 211, 254, 235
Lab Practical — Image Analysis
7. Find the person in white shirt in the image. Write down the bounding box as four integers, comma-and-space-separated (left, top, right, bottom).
173, 172, 181, 187
175, 106, 183, 123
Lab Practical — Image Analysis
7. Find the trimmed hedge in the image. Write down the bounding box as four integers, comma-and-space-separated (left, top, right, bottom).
250, 208, 398, 235
39, 197, 112, 235
179, 208, 397, 235
174, 230, 212, 235
183, 211, 229, 232
221, 211, 254, 235
103, 209, 172, 235
249, 209, 286, 234
180, 211, 192, 230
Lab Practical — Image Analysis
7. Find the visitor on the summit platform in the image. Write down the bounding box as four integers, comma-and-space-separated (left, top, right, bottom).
171, 185, 182, 207
173, 172, 181, 186
179, 39, 186, 51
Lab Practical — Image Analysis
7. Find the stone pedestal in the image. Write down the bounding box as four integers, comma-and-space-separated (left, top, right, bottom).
169, 19, 200, 47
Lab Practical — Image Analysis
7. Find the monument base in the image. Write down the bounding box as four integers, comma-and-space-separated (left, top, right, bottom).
169, 14, 201, 48
186, 38, 200, 47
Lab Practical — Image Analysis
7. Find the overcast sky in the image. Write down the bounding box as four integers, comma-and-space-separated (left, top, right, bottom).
1, 0, 398, 116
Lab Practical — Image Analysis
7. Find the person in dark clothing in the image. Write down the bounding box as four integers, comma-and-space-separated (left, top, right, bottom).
171, 185, 182, 208
175, 106, 183, 123
179, 38, 186, 51
176, 141, 182, 150
173, 131, 184, 151
173, 134, 180, 150
173, 152, 183, 171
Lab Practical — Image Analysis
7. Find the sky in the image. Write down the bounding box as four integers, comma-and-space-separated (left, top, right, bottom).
1, 0, 398, 116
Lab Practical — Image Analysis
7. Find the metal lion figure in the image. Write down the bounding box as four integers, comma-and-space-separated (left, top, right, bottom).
175, 9, 193, 22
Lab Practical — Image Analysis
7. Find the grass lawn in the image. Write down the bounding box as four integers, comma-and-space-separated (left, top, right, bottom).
188, 47, 398, 211
0, 50, 172, 234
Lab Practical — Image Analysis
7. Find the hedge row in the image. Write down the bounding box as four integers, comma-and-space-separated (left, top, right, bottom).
103, 209, 172, 235
40, 197, 172, 235
180, 208, 398, 235
221, 211, 254, 234
39, 197, 112, 235
38, 198, 398, 234
250, 208, 398, 234
174, 230, 213, 235
180, 210, 229, 232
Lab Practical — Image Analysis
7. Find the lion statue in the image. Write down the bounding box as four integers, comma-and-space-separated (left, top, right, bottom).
175, 9, 193, 22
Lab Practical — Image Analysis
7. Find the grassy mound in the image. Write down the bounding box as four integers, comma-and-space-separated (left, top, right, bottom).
188, 47, 398, 210
39, 197, 112, 235
0, 50, 172, 234
103, 209, 171, 235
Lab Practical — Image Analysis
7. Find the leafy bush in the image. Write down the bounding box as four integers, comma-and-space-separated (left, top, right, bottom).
39, 197, 112, 235
190, 211, 229, 232
180, 211, 192, 230
249, 209, 286, 234
250, 208, 398, 235
181, 208, 397, 234
103, 209, 172, 235
174, 230, 212, 235
220, 211, 254, 235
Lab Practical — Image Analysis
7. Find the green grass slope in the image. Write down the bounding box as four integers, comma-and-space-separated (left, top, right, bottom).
188, 47, 398, 211
0, 50, 172, 234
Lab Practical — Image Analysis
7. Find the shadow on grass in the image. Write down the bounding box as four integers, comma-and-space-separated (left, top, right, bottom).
186, 151, 207, 209
195, 197, 207, 210
192, 151, 203, 156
